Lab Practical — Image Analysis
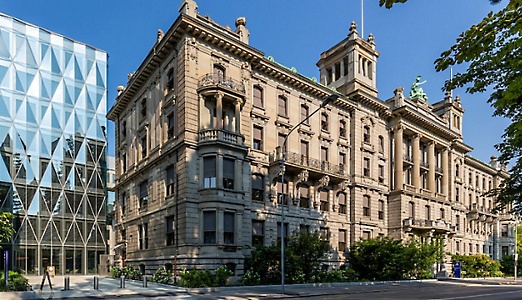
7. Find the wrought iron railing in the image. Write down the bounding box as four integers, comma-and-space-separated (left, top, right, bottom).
270, 150, 346, 177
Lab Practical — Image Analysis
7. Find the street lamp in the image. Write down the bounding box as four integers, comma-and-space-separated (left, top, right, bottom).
280, 93, 338, 293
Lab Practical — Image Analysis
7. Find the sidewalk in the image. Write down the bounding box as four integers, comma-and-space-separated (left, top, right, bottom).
3, 275, 188, 300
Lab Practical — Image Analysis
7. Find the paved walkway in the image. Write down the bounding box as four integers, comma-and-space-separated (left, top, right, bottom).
4, 275, 188, 299
1, 276, 521, 299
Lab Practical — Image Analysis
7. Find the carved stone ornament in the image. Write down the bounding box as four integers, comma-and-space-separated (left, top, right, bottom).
338, 180, 350, 191
297, 170, 309, 184
318, 175, 330, 188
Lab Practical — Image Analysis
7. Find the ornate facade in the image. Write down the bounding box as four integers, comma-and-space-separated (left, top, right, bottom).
108, 0, 513, 278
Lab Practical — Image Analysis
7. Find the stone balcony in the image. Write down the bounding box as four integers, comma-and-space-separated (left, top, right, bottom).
198, 128, 245, 147
197, 73, 245, 95
403, 218, 454, 234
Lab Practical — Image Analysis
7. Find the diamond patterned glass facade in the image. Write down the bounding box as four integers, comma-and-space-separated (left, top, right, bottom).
0, 13, 108, 275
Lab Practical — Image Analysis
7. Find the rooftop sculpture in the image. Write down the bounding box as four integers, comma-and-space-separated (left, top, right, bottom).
410, 75, 428, 101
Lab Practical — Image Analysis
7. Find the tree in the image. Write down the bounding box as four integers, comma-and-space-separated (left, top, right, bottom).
243, 231, 330, 284
346, 236, 440, 281
0, 212, 14, 244
380, 0, 522, 213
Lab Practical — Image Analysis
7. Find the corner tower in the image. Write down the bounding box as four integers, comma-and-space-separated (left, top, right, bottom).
317, 22, 379, 97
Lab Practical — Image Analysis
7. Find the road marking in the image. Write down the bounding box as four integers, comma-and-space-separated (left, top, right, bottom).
438, 289, 522, 299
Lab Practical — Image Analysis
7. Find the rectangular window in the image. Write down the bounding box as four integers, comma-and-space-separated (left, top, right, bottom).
409, 202, 415, 218
319, 190, 329, 212
338, 229, 347, 251
167, 113, 175, 139
121, 192, 126, 214
456, 187, 460, 202
277, 181, 288, 205
440, 208, 445, 220
502, 224, 508, 237
139, 181, 148, 208
253, 126, 263, 150
138, 223, 148, 250
300, 224, 310, 234
223, 158, 235, 189
252, 220, 264, 247
301, 105, 309, 124
224, 212, 235, 244
166, 68, 174, 91
203, 157, 216, 188
363, 126, 370, 144
378, 165, 384, 183
140, 134, 147, 159
252, 175, 264, 202
425, 205, 431, 221
277, 222, 289, 245
339, 120, 346, 138
253, 86, 263, 108
363, 195, 370, 217
203, 211, 216, 244
140, 98, 147, 118
300, 186, 310, 208
278, 133, 287, 153
379, 136, 384, 153
320, 227, 329, 241
166, 165, 175, 196
121, 120, 127, 139
301, 141, 309, 158
166, 216, 175, 246
362, 230, 371, 240
378, 200, 384, 220
121, 152, 127, 173
363, 157, 370, 177
338, 193, 347, 214
321, 113, 329, 131
321, 147, 328, 162
278, 96, 287, 117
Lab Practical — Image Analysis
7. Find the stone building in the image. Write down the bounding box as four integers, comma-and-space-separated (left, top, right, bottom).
107, 0, 513, 277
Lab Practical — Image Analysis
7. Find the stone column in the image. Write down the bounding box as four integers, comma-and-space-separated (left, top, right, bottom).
442, 147, 449, 195
428, 141, 435, 192
394, 125, 404, 190
234, 99, 241, 133
412, 134, 420, 189
215, 92, 223, 129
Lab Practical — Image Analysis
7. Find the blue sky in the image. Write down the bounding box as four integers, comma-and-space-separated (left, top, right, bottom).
0, 0, 509, 163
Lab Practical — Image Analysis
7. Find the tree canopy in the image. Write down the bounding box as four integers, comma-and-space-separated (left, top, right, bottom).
0, 212, 14, 244
380, 0, 522, 213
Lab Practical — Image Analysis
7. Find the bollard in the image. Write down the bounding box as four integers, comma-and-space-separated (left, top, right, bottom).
120, 275, 125, 288
142, 275, 147, 288
64, 276, 70, 291
93, 276, 99, 290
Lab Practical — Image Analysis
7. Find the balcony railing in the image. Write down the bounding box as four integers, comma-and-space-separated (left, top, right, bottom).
403, 218, 453, 231
198, 73, 245, 94
198, 128, 245, 146
270, 150, 346, 177
403, 154, 413, 163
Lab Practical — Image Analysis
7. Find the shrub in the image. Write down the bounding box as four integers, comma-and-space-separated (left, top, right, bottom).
239, 269, 261, 286
178, 266, 233, 288
151, 268, 174, 285
0, 271, 30, 291
452, 254, 502, 278
110, 265, 142, 280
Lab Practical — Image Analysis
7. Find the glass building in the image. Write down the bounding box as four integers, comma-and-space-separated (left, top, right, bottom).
0, 13, 108, 275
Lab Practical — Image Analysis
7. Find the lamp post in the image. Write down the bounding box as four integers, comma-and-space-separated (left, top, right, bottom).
515, 220, 519, 281
280, 93, 338, 294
